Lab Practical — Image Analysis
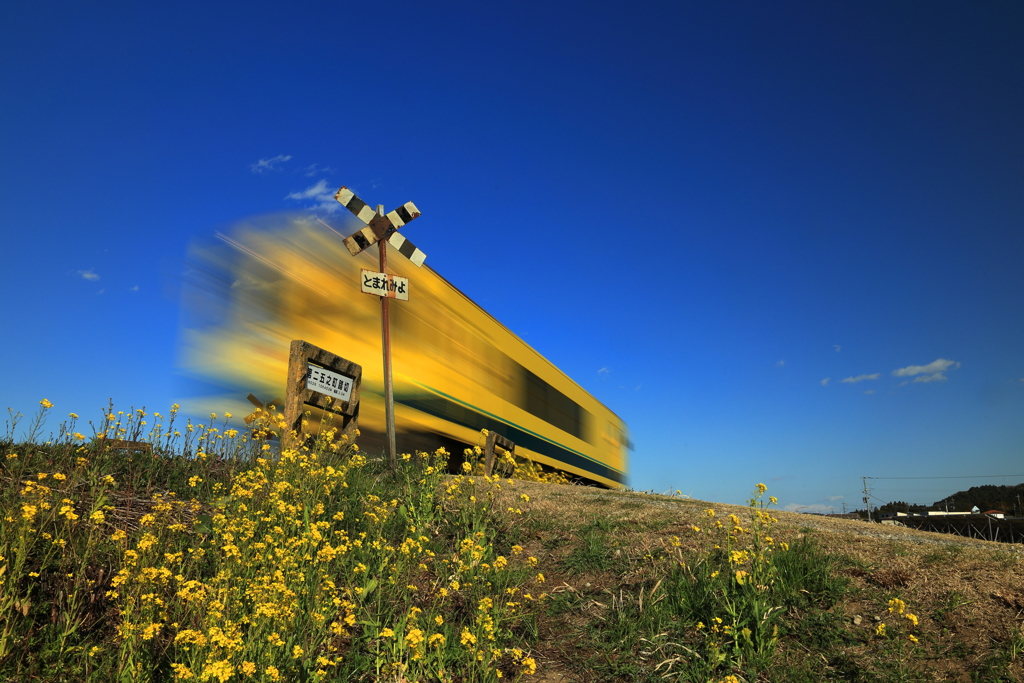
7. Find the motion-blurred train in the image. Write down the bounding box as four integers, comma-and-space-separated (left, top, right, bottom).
180, 213, 629, 488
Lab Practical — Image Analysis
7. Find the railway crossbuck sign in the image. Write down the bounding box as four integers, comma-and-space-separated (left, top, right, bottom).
335, 187, 427, 266
335, 185, 426, 467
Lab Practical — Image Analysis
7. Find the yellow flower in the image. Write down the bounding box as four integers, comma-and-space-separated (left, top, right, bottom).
200, 660, 234, 683
535, 572, 545, 583
40, 399, 53, 409
460, 628, 477, 647
240, 661, 256, 676
887, 598, 906, 615
170, 663, 195, 679
908, 634, 919, 643
904, 613, 919, 627
292, 645, 304, 659
380, 627, 395, 638
729, 550, 750, 564
265, 666, 281, 681
875, 623, 886, 637
756, 482, 767, 494
734, 570, 749, 585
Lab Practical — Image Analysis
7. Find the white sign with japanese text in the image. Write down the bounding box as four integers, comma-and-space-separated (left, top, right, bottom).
305, 364, 354, 402
360, 269, 409, 301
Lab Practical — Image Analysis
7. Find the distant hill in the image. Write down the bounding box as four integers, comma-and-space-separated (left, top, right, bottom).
932, 483, 1024, 515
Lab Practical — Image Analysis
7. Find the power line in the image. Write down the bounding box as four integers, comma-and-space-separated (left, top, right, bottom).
867, 474, 1024, 480
871, 488, 986, 493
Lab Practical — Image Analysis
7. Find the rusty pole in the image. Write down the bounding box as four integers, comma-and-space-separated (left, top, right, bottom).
377, 204, 398, 467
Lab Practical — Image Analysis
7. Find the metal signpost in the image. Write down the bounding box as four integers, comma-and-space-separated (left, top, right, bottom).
334, 186, 426, 467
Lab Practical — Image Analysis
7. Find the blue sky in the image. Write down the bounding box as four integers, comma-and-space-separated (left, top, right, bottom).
2, 1, 1022, 510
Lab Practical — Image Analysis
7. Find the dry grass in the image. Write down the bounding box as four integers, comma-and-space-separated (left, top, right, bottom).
489, 481, 1024, 683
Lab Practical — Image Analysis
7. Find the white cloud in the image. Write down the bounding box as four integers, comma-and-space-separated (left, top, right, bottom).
77, 269, 99, 281
285, 179, 339, 213
863, 389, 874, 394
821, 377, 830, 386
776, 359, 785, 367
912, 373, 947, 383
250, 154, 292, 174
598, 367, 609, 374
130, 285, 139, 292
304, 163, 334, 177
783, 503, 835, 514
833, 345, 841, 352
840, 373, 879, 384
892, 358, 960, 378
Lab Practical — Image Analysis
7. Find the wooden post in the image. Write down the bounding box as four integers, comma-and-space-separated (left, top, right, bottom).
484, 432, 516, 477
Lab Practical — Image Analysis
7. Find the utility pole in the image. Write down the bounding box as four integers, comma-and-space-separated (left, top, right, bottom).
862, 477, 873, 522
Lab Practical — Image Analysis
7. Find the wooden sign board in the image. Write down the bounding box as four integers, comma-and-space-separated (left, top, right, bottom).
360, 269, 409, 301
284, 340, 362, 447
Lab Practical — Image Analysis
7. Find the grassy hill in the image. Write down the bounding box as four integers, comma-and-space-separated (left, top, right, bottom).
2, 400, 1023, 682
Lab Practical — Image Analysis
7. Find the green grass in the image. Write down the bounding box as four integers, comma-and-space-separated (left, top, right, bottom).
1, 402, 545, 682
4, 399, 1024, 682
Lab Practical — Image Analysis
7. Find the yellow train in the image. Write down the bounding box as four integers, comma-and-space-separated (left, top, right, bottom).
180, 213, 629, 488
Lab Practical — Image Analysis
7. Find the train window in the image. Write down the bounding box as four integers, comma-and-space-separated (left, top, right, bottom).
520, 367, 589, 441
